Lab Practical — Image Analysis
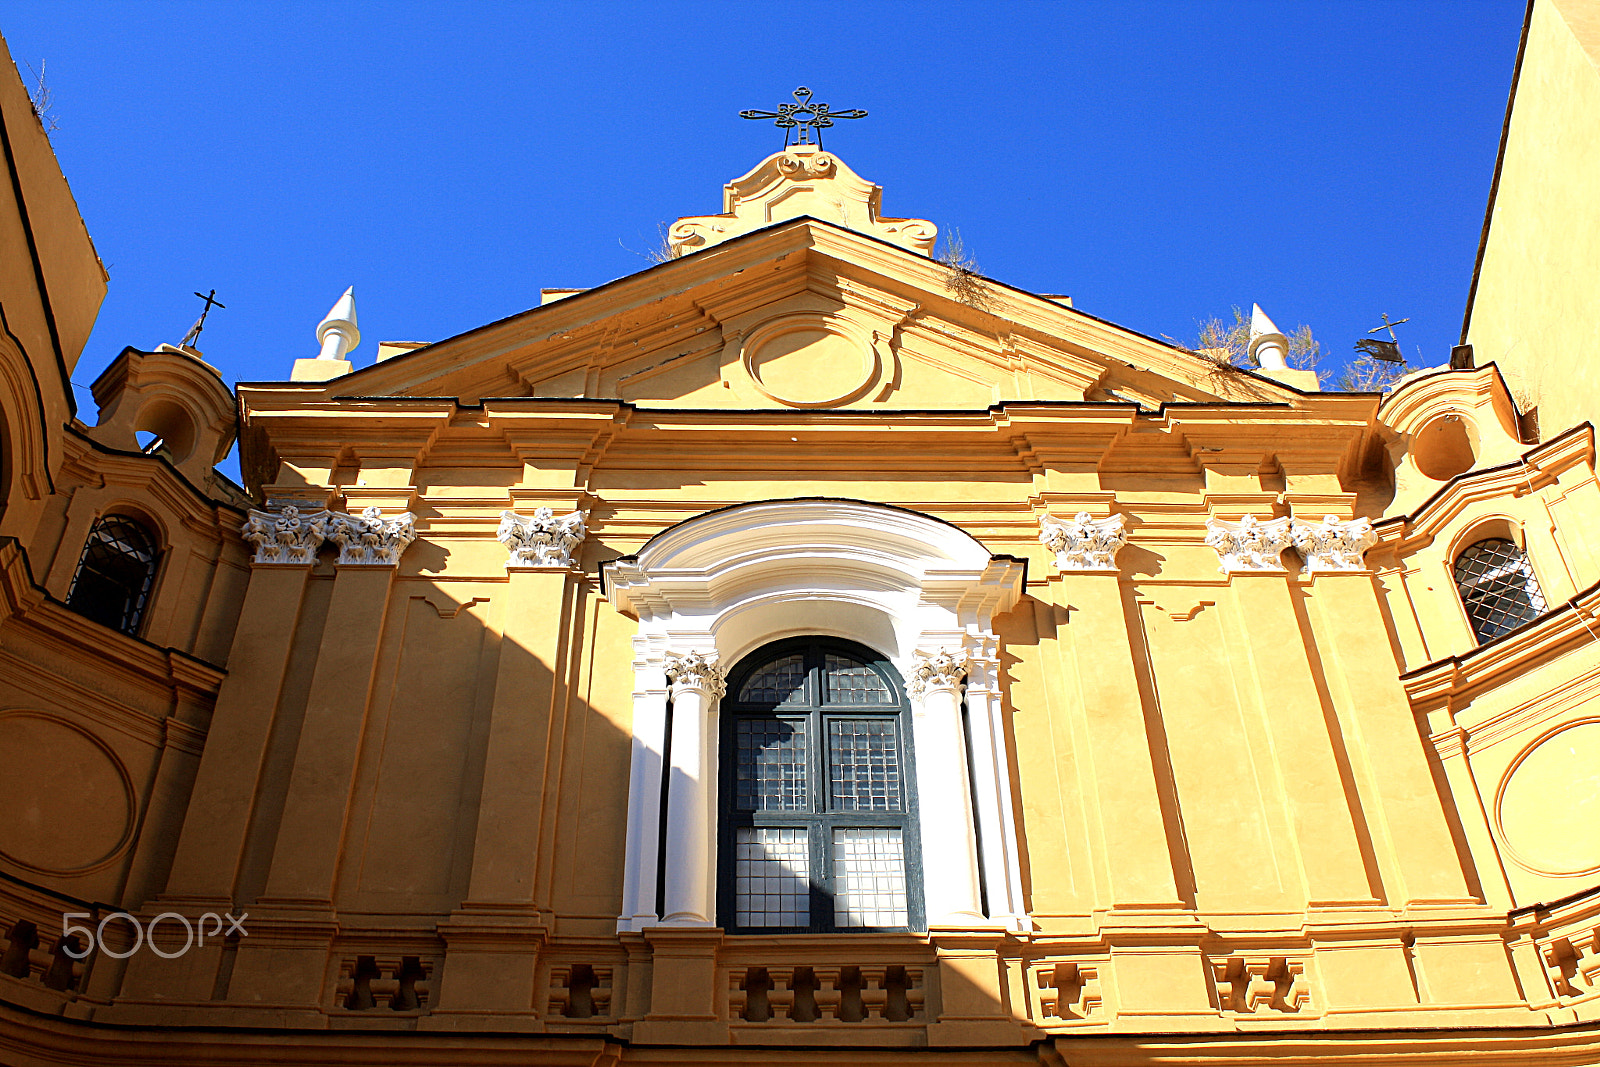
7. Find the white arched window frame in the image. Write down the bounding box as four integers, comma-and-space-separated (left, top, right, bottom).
602, 499, 1027, 934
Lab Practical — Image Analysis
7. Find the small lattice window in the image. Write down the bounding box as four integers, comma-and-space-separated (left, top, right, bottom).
65, 516, 159, 636
1453, 537, 1547, 644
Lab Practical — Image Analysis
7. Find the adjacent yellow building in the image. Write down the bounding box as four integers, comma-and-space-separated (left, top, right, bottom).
2, 11, 1599, 1066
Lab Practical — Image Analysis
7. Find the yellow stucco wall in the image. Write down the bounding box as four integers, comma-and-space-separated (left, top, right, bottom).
1467, 0, 1600, 438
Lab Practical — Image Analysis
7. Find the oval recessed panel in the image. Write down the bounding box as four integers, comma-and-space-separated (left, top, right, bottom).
0, 713, 135, 874
746, 328, 874, 407
1497, 720, 1600, 876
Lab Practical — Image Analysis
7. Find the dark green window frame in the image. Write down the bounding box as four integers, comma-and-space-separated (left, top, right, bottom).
718, 636, 924, 934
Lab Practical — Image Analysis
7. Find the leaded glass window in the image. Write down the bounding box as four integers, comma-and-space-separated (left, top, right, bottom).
1453, 537, 1548, 644
720, 639, 921, 933
65, 516, 160, 636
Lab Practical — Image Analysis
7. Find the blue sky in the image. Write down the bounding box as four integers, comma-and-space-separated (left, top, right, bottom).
6, 2, 1524, 432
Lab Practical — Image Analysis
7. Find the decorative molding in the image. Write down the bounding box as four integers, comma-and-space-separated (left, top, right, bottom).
664, 650, 726, 700
908, 648, 968, 701
497, 507, 588, 569
1210, 955, 1309, 1014
668, 146, 936, 258
1038, 511, 1127, 572
1291, 514, 1377, 572
322, 506, 417, 566
1205, 514, 1293, 573
240, 505, 327, 565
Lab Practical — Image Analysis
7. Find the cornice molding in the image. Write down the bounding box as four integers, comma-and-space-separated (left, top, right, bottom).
1377, 424, 1596, 549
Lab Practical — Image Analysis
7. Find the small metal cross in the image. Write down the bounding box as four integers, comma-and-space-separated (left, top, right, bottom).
180, 288, 226, 349
740, 87, 866, 149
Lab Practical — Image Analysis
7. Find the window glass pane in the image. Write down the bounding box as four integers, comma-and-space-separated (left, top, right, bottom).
735, 827, 810, 928
824, 653, 892, 704
832, 829, 907, 928
1453, 538, 1547, 642
828, 719, 902, 811
66, 516, 158, 636
737, 653, 807, 704
734, 719, 808, 811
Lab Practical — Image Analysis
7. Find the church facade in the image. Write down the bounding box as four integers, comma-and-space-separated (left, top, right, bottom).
2, 16, 1599, 1067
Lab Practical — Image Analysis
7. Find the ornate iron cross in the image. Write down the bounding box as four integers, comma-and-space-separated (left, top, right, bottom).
740, 87, 866, 149
180, 289, 226, 349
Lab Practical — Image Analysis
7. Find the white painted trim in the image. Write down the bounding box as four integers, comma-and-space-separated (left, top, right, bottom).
604, 499, 1028, 933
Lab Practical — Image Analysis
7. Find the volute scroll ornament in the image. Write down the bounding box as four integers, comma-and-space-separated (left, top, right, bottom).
1289, 515, 1378, 573
240, 505, 327, 565
908, 648, 968, 701
323, 506, 418, 566
497, 507, 588, 569
1038, 512, 1127, 573
665, 651, 727, 700
1205, 514, 1294, 573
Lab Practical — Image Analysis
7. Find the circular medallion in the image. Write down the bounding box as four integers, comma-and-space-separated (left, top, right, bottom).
742, 322, 877, 408
1495, 719, 1600, 876
0, 712, 136, 875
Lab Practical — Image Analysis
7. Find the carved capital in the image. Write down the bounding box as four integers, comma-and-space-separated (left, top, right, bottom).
497, 507, 588, 569
908, 648, 968, 701
241, 504, 327, 565
1039, 511, 1127, 572
322, 506, 417, 566
1289, 514, 1377, 573
1205, 514, 1293, 573
665, 651, 726, 700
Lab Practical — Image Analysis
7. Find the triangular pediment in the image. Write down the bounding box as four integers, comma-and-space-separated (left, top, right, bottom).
309, 217, 1303, 413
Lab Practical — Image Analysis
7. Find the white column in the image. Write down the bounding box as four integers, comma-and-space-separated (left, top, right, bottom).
616, 645, 670, 932
961, 639, 1027, 930
660, 651, 725, 925
909, 649, 986, 925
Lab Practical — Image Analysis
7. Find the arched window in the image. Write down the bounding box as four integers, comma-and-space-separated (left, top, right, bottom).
1453, 537, 1547, 644
65, 515, 160, 636
719, 638, 922, 933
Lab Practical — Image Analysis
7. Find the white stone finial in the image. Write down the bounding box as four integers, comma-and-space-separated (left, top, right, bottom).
1248, 303, 1288, 370
317, 287, 360, 362
1290, 514, 1378, 573
1039, 511, 1127, 573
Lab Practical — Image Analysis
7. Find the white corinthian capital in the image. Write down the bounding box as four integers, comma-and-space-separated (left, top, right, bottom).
1039, 511, 1127, 572
1205, 514, 1293, 573
908, 648, 968, 701
664, 650, 726, 700
1290, 514, 1377, 573
240, 504, 327, 565
322, 506, 417, 566
497, 507, 588, 569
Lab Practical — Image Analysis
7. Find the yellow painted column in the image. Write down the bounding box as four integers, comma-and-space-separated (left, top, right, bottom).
1227, 572, 1378, 907
1039, 510, 1184, 910
163, 547, 319, 904
1309, 569, 1476, 904
1060, 575, 1185, 909
256, 563, 399, 904
460, 568, 572, 906
433, 508, 586, 1022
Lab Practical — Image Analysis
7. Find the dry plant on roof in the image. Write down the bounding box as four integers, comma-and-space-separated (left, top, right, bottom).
937, 229, 993, 311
